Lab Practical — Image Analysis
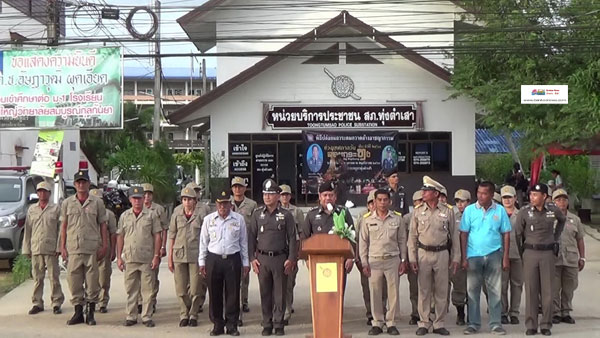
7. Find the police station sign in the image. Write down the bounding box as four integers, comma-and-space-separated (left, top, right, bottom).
0, 47, 123, 129
265, 104, 417, 129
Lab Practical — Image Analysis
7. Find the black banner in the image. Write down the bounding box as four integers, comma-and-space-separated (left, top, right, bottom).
302, 131, 398, 194
266, 105, 417, 129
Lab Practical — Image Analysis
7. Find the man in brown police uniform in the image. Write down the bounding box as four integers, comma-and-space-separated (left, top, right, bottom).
141, 183, 168, 313
279, 184, 304, 325
450, 189, 470, 326
90, 189, 117, 313
186, 181, 212, 216
248, 179, 297, 336
168, 187, 208, 327
116, 186, 162, 327
60, 171, 109, 326
408, 176, 459, 336
515, 183, 566, 336
23, 181, 64, 315
359, 188, 407, 336
231, 176, 257, 318
403, 190, 422, 325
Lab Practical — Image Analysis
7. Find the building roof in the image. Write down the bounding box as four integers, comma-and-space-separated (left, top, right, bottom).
475, 129, 523, 154
4, 0, 66, 36
169, 10, 452, 124
124, 66, 217, 80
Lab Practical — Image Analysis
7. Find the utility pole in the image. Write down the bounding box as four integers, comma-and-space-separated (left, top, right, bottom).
47, 0, 60, 46
152, 0, 162, 144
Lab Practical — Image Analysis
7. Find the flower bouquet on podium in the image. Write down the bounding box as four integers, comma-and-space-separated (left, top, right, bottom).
327, 203, 356, 243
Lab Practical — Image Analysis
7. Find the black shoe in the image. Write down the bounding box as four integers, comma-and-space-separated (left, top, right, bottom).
562, 315, 575, 324
552, 316, 561, 324
526, 329, 537, 335
99, 306, 107, 313
199, 306, 203, 313
124, 320, 137, 326
238, 319, 243, 327
367, 317, 373, 326
210, 327, 225, 336
227, 328, 241, 336
463, 327, 478, 335
143, 320, 155, 328
282, 319, 289, 326
28, 306, 43, 315
433, 328, 450, 336
387, 326, 400, 335
137, 304, 142, 314
189, 319, 198, 327
510, 316, 519, 325
262, 327, 273, 336
368, 327, 383, 335
416, 327, 428, 336
456, 306, 466, 326
67, 305, 85, 325
541, 329, 551, 336
409, 316, 419, 325
85, 303, 96, 326
53, 306, 62, 315
242, 304, 250, 312
501, 315, 509, 324
179, 319, 189, 327
274, 328, 285, 336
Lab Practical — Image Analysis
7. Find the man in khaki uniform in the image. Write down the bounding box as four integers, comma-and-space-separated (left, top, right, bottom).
360, 188, 407, 336
142, 183, 168, 313
408, 176, 459, 336
186, 182, 212, 216
60, 171, 109, 326
23, 181, 64, 315
515, 183, 566, 336
450, 189, 470, 326
500, 185, 523, 325
403, 190, 422, 325
279, 184, 304, 325
230, 176, 257, 319
168, 187, 208, 327
90, 189, 117, 314
552, 189, 586, 325
116, 186, 162, 327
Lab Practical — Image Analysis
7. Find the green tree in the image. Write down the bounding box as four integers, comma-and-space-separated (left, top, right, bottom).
453, 0, 600, 150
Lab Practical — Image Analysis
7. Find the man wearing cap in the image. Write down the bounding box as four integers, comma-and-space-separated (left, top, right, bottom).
279, 184, 304, 325
382, 170, 409, 216
116, 186, 162, 327
551, 189, 585, 325
459, 181, 511, 335
90, 189, 117, 314
356, 190, 387, 326
439, 186, 449, 205
140, 183, 168, 313
301, 180, 355, 274
403, 190, 423, 325
360, 188, 407, 336
408, 176, 459, 336
230, 176, 257, 315
186, 181, 212, 216
248, 179, 297, 336
499, 185, 523, 325
450, 189, 470, 326
168, 187, 208, 327
60, 171, 109, 326
23, 181, 64, 315
199, 189, 250, 336
515, 183, 566, 336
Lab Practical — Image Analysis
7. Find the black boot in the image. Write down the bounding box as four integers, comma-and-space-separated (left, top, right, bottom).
456, 305, 466, 326
67, 305, 85, 325
86, 303, 97, 325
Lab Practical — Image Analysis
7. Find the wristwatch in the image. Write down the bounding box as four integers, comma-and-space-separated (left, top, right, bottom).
579, 257, 586, 262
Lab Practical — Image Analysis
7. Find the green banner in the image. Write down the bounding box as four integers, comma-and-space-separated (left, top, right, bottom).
0, 47, 122, 129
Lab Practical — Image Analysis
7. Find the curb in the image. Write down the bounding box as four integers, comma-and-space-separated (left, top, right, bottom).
584, 224, 600, 241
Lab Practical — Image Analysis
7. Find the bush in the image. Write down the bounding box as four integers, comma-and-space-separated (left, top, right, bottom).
11, 254, 32, 285
544, 155, 599, 206
476, 154, 514, 186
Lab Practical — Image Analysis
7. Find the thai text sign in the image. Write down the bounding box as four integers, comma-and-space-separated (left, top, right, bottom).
0, 47, 122, 129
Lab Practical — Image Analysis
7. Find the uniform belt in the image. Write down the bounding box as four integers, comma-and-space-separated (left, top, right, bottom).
417, 241, 449, 252
369, 255, 398, 260
258, 249, 287, 257
523, 243, 554, 251
208, 252, 240, 259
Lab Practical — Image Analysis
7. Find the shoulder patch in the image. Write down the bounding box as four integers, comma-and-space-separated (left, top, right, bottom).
363, 211, 372, 218
309, 206, 320, 211
393, 211, 402, 216
415, 203, 424, 209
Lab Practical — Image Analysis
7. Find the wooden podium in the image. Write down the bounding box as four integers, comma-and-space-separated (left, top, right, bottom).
299, 234, 354, 338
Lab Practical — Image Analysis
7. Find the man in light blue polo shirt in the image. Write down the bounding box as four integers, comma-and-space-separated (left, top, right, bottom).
459, 181, 511, 335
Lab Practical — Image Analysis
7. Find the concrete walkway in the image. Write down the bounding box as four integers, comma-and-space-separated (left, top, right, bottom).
1, 225, 599, 337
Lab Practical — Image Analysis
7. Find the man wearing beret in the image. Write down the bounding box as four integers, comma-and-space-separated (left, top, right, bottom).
383, 170, 409, 216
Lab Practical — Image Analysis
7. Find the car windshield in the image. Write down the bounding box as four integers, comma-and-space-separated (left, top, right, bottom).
0, 178, 22, 202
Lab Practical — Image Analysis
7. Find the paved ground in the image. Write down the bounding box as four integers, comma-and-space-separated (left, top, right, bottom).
0, 224, 599, 337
